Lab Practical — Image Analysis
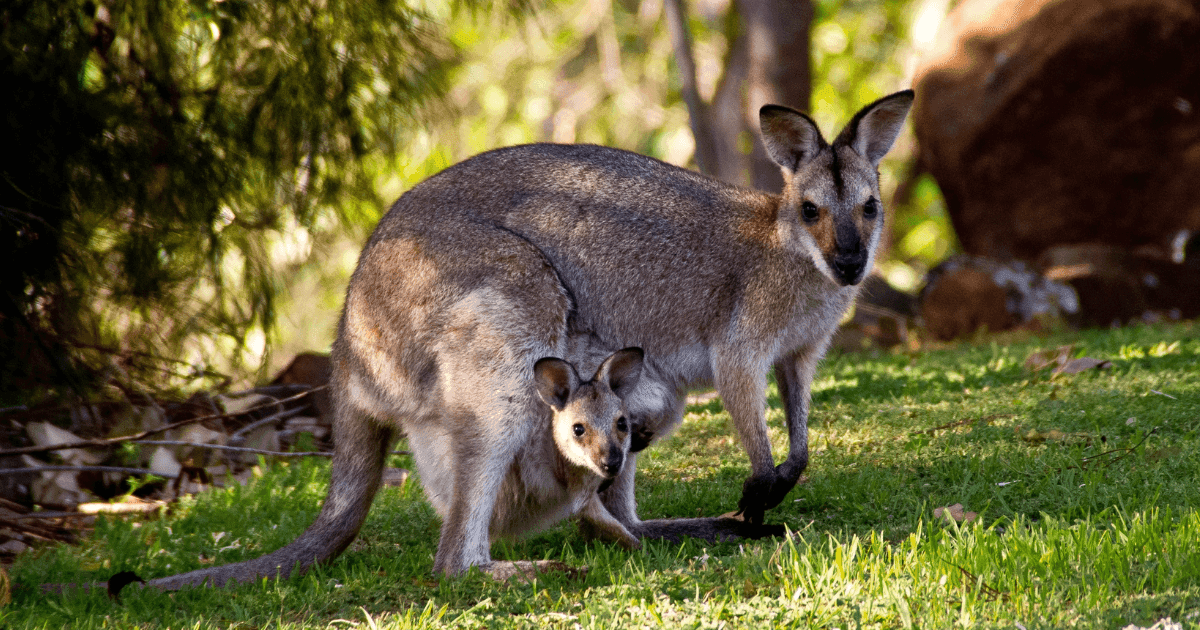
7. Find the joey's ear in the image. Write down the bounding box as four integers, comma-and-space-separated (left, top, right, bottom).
534, 357, 578, 411
759, 105, 827, 174
834, 89, 914, 166
595, 347, 644, 400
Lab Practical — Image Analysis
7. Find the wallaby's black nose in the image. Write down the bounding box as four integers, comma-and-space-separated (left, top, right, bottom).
601, 446, 624, 477
831, 253, 866, 285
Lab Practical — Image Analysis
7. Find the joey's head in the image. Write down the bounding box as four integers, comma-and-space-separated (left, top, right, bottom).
533, 347, 644, 480
760, 90, 914, 287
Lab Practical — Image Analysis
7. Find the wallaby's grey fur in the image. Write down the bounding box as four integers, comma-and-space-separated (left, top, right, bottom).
136, 90, 914, 586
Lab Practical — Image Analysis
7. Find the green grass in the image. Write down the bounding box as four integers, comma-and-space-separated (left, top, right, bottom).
8, 322, 1200, 629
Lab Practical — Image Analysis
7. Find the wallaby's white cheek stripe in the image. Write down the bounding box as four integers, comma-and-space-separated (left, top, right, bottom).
800, 228, 840, 285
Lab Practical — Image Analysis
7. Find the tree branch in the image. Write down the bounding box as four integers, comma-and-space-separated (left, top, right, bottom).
664, 0, 719, 176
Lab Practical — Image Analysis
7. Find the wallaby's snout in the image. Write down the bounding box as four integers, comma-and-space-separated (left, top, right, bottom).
831, 224, 868, 285
831, 253, 865, 286
600, 444, 624, 478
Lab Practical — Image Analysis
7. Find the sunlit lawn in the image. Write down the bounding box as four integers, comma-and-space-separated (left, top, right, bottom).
9, 321, 1200, 629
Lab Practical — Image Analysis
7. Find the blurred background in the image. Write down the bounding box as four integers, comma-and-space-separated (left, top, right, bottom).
3, 0, 1199, 406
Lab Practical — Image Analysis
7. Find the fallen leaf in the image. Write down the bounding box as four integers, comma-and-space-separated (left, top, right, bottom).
1020, 428, 1089, 445
381, 468, 409, 488
1025, 345, 1074, 372
0, 566, 11, 606
214, 393, 272, 415
1024, 345, 1112, 376
1054, 357, 1112, 375
238, 424, 280, 464
933, 503, 978, 524
0, 540, 29, 555
1146, 446, 1182, 462
77, 498, 165, 515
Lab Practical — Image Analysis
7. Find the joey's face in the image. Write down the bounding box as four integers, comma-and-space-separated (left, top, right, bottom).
534, 347, 642, 480
551, 382, 630, 479
783, 145, 883, 287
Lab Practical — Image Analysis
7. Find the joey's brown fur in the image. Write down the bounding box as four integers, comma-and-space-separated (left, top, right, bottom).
137, 90, 913, 586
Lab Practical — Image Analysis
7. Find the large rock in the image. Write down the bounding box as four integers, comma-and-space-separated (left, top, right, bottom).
913, 0, 1200, 261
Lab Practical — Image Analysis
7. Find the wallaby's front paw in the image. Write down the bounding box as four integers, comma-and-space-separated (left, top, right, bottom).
629, 422, 655, 453
483, 560, 587, 582
579, 516, 642, 550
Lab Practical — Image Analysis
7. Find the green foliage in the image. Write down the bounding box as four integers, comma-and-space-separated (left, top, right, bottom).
0, 0, 452, 399
9, 322, 1200, 629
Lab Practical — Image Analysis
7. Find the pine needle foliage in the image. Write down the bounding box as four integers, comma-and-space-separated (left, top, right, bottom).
0, 0, 455, 403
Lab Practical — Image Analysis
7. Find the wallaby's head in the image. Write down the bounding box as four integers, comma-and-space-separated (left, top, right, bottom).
533, 347, 644, 479
760, 90, 915, 287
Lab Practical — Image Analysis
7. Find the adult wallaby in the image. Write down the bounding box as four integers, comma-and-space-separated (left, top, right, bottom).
128, 89, 913, 587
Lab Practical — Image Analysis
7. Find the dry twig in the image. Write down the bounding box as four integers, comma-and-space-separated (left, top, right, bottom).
0, 387, 324, 458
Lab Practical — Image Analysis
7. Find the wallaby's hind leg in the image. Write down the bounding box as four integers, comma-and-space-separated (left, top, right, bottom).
430, 405, 534, 577
303, 407, 396, 563
594, 452, 785, 545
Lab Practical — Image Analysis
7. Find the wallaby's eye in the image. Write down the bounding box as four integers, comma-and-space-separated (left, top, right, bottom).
862, 197, 879, 219
616, 416, 628, 432
800, 201, 820, 223
573, 423, 585, 437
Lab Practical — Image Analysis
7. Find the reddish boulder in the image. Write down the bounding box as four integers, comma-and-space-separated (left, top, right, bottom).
913, 0, 1200, 261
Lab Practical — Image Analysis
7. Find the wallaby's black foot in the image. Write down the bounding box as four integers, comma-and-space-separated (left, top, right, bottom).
716, 511, 788, 539
737, 462, 806, 524
483, 560, 587, 582
107, 571, 145, 601
631, 516, 787, 544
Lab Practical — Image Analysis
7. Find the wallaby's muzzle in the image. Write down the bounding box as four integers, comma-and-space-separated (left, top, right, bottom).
600, 444, 624, 478
828, 222, 869, 286
831, 253, 866, 286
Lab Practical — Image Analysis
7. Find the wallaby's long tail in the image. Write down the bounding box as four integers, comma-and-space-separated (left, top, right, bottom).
630, 517, 785, 543
144, 415, 395, 591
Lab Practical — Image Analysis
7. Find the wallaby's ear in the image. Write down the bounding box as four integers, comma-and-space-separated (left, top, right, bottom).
534, 357, 578, 411
759, 105, 827, 174
834, 89, 914, 166
596, 347, 644, 400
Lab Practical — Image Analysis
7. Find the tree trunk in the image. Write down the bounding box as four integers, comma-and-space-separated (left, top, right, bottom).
665, 0, 812, 192
738, 0, 813, 192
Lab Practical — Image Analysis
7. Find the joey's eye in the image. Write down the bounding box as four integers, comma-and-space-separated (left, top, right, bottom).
573, 423, 585, 437
800, 201, 820, 223
616, 416, 628, 432
862, 198, 879, 219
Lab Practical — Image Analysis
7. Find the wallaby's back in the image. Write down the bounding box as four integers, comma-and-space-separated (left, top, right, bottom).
372, 143, 827, 363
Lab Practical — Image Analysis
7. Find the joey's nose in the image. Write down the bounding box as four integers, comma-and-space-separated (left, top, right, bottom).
601, 446, 624, 477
